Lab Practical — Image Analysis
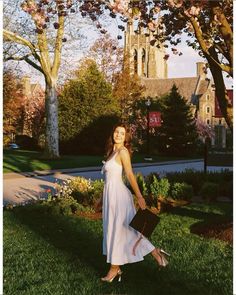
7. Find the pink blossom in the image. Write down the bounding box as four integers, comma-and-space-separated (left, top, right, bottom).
148, 22, 156, 32
110, 0, 130, 14
189, 6, 201, 16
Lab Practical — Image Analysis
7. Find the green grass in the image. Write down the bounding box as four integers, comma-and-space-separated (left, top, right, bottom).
3, 149, 196, 174
4, 202, 232, 295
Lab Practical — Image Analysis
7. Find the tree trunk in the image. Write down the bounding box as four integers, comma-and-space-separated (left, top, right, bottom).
207, 47, 233, 132
44, 82, 59, 158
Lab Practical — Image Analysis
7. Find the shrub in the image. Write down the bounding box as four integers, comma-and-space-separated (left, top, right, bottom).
200, 182, 219, 201
219, 181, 233, 199
15, 135, 40, 150
45, 196, 89, 216
145, 172, 160, 192
69, 177, 93, 205
90, 179, 104, 205
60, 114, 120, 155
54, 177, 104, 209
150, 177, 170, 201
171, 182, 193, 201
165, 169, 233, 196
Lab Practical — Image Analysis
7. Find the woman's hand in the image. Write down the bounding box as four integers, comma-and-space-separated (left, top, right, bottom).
137, 197, 146, 210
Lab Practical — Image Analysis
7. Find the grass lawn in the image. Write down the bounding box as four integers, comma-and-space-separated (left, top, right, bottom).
3, 149, 196, 174
4, 202, 232, 295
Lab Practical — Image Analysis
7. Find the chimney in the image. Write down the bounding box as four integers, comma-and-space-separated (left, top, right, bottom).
22, 76, 31, 97
196, 62, 207, 79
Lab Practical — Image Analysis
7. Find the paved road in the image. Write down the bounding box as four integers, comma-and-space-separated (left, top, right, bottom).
3, 159, 232, 205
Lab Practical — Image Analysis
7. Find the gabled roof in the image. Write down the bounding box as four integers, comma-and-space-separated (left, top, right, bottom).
196, 79, 209, 96
141, 77, 199, 102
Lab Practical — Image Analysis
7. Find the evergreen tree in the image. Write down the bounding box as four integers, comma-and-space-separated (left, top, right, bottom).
58, 59, 119, 142
157, 84, 198, 156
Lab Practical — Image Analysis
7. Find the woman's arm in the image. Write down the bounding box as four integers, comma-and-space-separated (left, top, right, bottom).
119, 149, 146, 210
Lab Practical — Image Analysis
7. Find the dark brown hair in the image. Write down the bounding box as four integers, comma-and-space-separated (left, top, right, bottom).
105, 123, 132, 159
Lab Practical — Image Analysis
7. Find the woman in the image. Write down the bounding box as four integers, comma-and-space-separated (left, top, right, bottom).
100, 123, 170, 282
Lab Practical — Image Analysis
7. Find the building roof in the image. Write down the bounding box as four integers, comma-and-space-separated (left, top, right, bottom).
196, 79, 209, 96
141, 77, 199, 102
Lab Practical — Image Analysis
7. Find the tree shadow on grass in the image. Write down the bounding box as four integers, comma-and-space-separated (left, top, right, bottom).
9, 204, 230, 295
167, 203, 232, 240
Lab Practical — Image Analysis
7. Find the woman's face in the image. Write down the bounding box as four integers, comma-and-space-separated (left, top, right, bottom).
113, 126, 126, 145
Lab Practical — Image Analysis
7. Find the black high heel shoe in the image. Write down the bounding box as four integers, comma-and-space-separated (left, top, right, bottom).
101, 269, 122, 283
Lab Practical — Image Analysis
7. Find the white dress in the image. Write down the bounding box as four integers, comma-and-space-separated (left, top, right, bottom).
102, 150, 155, 265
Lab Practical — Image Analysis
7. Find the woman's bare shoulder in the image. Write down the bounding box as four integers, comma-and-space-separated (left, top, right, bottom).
118, 147, 130, 158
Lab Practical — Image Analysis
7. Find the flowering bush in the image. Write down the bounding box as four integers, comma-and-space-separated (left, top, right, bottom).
54, 177, 104, 210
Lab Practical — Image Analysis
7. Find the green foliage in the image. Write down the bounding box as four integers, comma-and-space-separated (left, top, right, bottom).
15, 135, 41, 151
171, 182, 194, 201
127, 96, 165, 153
200, 182, 220, 201
145, 172, 160, 190
166, 169, 232, 196
45, 196, 89, 216
60, 114, 120, 155
219, 180, 233, 199
90, 179, 104, 203
40, 176, 104, 216
157, 84, 198, 156
55, 177, 104, 209
149, 177, 170, 200
58, 59, 120, 143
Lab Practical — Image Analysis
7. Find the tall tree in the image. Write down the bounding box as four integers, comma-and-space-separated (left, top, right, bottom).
23, 87, 45, 139
3, 0, 89, 158
157, 84, 198, 156
58, 59, 119, 141
112, 54, 145, 121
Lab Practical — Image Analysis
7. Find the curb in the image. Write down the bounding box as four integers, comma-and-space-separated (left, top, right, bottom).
3, 159, 203, 179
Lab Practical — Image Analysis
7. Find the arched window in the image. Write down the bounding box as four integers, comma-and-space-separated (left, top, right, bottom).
206, 106, 211, 114
133, 49, 138, 74
206, 119, 210, 125
141, 48, 146, 76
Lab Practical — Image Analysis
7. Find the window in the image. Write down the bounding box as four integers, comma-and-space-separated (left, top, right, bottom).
207, 119, 210, 125
141, 48, 146, 76
206, 106, 210, 114
206, 94, 210, 100
219, 119, 222, 125
133, 49, 138, 74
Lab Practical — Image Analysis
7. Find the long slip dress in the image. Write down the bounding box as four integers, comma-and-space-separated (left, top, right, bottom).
102, 150, 155, 265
